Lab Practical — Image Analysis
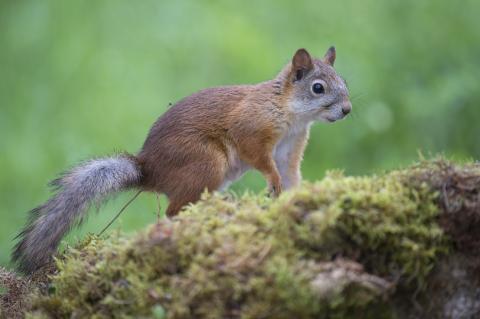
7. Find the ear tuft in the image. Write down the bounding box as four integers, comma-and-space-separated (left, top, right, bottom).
292, 48, 313, 81
323, 46, 336, 66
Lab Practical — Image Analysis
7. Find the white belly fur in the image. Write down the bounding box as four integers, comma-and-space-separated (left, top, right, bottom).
220, 145, 250, 191
273, 122, 310, 189
220, 121, 310, 191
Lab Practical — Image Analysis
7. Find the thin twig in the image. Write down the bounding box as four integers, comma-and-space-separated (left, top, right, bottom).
98, 190, 142, 236
156, 194, 162, 223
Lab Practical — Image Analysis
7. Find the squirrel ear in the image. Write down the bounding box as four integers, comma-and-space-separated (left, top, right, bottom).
323, 46, 336, 66
292, 48, 313, 81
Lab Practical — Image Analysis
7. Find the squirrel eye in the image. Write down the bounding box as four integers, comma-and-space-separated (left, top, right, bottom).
312, 82, 325, 94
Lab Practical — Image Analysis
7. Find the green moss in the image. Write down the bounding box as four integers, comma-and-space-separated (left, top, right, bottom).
14, 159, 480, 318
279, 171, 446, 284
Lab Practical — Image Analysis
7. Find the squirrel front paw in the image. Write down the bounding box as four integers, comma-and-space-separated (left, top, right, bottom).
268, 183, 283, 198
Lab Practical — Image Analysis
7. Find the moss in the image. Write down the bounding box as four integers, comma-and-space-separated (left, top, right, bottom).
3, 159, 480, 318
280, 170, 446, 284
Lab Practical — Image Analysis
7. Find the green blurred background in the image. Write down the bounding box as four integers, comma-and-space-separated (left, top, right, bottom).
1, 0, 479, 267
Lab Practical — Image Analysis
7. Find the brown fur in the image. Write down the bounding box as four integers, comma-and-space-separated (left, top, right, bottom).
12, 47, 351, 273
137, 83, 288, 216
137, 47, 351, 216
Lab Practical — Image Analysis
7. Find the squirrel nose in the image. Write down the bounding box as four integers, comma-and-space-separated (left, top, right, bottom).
342, 103, 351, 115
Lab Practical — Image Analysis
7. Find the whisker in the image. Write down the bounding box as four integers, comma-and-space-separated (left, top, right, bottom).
350, 93, 366, 101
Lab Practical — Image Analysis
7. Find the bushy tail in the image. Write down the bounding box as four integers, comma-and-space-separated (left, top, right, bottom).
12, 154, 142, 274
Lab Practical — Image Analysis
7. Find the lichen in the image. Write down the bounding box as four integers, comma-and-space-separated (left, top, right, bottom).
2, 158, 480, 319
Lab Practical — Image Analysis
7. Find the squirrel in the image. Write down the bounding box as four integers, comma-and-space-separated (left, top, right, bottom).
12, 47, 352, 274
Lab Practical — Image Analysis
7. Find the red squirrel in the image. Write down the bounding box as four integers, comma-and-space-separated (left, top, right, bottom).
13, 47, 352, 273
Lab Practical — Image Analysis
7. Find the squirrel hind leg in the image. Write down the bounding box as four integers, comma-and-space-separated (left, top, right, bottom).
165, 182, 220, 217
164, 156, 227, 217
165, 198, 188, 217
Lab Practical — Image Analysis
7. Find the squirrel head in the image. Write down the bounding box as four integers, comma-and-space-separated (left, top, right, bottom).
286, 47, 352, 123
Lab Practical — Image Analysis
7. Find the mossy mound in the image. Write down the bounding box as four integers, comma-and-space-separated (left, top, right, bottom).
2, 159, 480, 319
